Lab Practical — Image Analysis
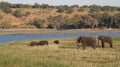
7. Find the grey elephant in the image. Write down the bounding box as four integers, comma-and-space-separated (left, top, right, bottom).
76, 36, 96, 49
98, 36, 113, 48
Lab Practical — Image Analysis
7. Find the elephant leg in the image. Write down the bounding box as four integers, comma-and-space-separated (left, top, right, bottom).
110, 42, 113, 48
82, 44, 86, 49
91, 45, 96, 49
76, 43, 80, 49
77, 46, 80, 49
102, 41, 105, 48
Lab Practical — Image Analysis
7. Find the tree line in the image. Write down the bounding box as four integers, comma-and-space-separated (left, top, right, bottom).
0, 2, 120, 13
27, 13, 120, 29
47, 13, 120, 29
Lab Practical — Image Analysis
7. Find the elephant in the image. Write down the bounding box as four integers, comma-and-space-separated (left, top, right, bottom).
98, 36, 113, 48
54, 40, 60, 44
29, 40, 48, 46
76, 36, 96, 49
39, 40, 48, 45
29, 41, 39, 46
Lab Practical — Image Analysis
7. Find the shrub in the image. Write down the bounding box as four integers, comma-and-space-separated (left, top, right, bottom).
66, 8, 73, 13
2, 7, 12, 13
1, 21, 12, 29
30, 19, 45, 28
57, 8, 64, 13
78, 7, 85, 12
12, 10, 23, 18
0, 15, 3, 20
12, 25, 18, 28
47, 24, 55, 29
0, 2, 12, 13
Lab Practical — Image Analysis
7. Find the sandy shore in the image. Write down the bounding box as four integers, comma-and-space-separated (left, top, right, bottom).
0, 29, 120, 35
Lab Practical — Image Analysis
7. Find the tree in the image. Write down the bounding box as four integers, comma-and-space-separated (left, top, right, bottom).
30, 19, 45, 28
57, 8, 64, 13
80, 15, 99, 29
66, 8, 73, 14
112, 13, 120, 28
32, 3, 40, 8
57, 5, 73, 14
47, 15, 66, 29
89, 5, 101, 12
71, 5, 79, 8
40, 4, 50, 8
0, 2, 12, 13
1, 21, 12, 29
100, 13, 112, 28
70, 15, 81, 29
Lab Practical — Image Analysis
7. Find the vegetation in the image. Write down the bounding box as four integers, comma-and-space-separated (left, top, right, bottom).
0, 2, 12, 13
24, 11, 30, 17
0, 1, 120, 29
57, 5, 73, 13
0, 37, 120, 67
78, 7, 85, 12
0, 15, 3, 20
12, 10, 23, 18
29, 19, 45, 28
0, 21, 12, 29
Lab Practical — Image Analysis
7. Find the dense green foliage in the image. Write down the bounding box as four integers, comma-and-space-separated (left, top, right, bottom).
47, 13, 120, 29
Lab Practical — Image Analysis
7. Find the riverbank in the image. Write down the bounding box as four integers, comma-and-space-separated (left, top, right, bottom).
0, 37, 120, 67
0, 29, 120, 35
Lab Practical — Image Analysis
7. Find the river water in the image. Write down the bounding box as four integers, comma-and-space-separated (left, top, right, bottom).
0, 32, 120, 43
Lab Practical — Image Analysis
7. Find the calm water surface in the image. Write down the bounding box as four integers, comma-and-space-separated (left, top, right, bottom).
0, 32, 120, 43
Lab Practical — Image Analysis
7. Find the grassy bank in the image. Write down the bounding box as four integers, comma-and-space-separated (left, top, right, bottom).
0, 29, 120, 35
0, 37, 120, 67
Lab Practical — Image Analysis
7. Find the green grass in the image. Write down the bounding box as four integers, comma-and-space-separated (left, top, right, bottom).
0, 37, 120, 67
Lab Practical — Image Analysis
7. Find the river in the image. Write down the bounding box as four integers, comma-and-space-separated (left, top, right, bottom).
0, 32, 120, 43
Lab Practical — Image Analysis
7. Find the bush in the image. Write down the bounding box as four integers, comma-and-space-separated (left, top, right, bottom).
12, 25, 18, 28
0, 15, 3, 20
57, 8, 64, 13
12, 10, 23, 18
47, 24, 55, 29
66, 8, 73, 14
78, 7, 84, 12
0, 2, 12, 13
30, 19, 45, 28
2, 7, 12, 13
1, 21, 12, 29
